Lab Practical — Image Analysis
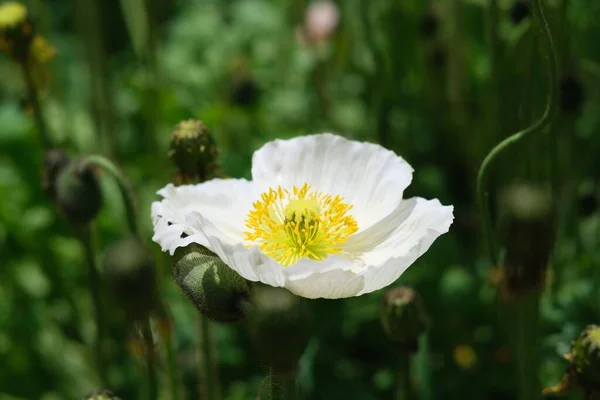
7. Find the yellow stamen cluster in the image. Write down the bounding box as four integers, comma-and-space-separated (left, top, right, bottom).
245, 183, 358, 266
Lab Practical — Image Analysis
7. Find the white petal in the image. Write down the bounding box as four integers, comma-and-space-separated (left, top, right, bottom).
151, 179, 254, 255
353, 198, 454, 295
251, 133, 413, 231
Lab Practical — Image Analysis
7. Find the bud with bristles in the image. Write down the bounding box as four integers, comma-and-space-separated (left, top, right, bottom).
83, 389, 121, 400
0, 1, 34, 62
497, 184, 555, 295
172, 244, 251, 323
42, 148, 69, 199
569, 325, 600, 394
55, 157, 102, 225
169, 119, 220, 184
103, 237, 160, 321
245, 285, 310, 372
380, 286, 428, 351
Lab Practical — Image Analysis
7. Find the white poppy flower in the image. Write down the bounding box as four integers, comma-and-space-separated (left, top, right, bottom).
151, 133, 453, 299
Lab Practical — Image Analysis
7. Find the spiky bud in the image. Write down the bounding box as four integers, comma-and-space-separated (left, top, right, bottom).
498, 184, 555, 294
245, 285, 310, 372
172, 244, 251, 323
569, 325, 600, 393
509, 1, 530, 25
54, 157, 102, 225
0, 1, 34, 62
103, 237, 160, 321
83, 389, 121, 400
42, 148, 69, 199
559, 74, 585, 115
380, 286, 428, 351
168, 119, 220, 184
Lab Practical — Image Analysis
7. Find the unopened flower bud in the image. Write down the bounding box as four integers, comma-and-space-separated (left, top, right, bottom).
169, 119, 220, 184
228, 71, 261, 109
83, 389, 121, 400
172, 244, 251, 323
42, 148, 69, 199
569, 325, 600, 393
578, 182, 598, 218
418, 11, 438, 38
245, 285, 310, 372
0, 2, 34, 62
559, 74, 584, 115
509, 1, 530, 25
380, 286, 428, 351
55, 157, 102, 225
498, 184, 555, 294
103, 237, 160, 321
304, 1, 339, 43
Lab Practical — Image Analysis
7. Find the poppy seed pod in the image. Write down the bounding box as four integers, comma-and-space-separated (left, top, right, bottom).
55, 157, 102, 225
569, 325, 600, 393
172, 244, 251, 323
103, 237, 160, 321
0, 1, 34, 62
380, 286, 428, 351
42, 148, 69, 199
245, 285, 310, 372
497, 184, 555, 294
83, 389, 121, 400
169, 119, 220, 184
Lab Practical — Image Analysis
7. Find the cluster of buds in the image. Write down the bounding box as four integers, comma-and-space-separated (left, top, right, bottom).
495, 183, 555, 299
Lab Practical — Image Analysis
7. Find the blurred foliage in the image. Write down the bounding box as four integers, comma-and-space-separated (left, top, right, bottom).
0, 0, 599, 399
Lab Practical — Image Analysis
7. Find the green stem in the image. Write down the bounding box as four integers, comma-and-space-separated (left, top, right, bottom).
79, 225, 107, 385
157, 309, 181, 400
198, 314, 218, 400
396, 348, 414, 400
509, 291, 541, 400
20, 60, 50, 149
141, 319, 159, 400
78, 155, 139, 237
476, 0, 557, 266
487, 0, 500, 142
269, 368, 296, 400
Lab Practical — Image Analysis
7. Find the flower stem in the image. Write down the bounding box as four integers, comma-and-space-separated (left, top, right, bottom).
78, 155, 139, 237
396, 348, 414, 400
507, 291, 541, 400
476, 0, 557, 266
141, 319, 159, 400
269, 368, 296, 400
79, 224, 107, 385
198, 314, 218, 400
19, 59, 50, 149
157, 311, 181, 400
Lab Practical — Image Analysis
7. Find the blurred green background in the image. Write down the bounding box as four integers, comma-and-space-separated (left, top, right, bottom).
0, 0, 599, 398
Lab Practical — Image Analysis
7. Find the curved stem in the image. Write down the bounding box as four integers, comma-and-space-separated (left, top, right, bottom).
20, 60, 50, 149
79, 225, 107, 384
78, 155, 139, 237
476, 0, 557, 266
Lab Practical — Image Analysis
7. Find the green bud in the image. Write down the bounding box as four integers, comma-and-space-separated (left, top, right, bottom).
83, 389, 121, 400
498, 184, 555, 294
42, 148, 69, 199
168, 119, 220, 184
380, 286, 428, 350
55, 157, 103, 225
103, 237, 160, 321
245, 285, 310, 372
569, 325, 600, 392
0, 1, 34, 62
172, 244, 251, 323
